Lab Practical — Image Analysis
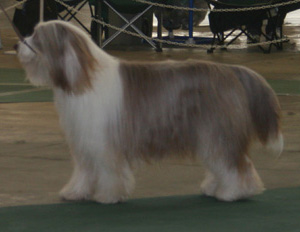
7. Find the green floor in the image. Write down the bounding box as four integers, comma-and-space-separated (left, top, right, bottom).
0, 69, 53, 103
1, 187, 300, 232
1, 68, 300, 103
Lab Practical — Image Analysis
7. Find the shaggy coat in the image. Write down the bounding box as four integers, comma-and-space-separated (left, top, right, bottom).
17, 20, 283, 203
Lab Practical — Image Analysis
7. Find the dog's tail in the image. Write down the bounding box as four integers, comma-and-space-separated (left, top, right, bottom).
237, 66, 283, 157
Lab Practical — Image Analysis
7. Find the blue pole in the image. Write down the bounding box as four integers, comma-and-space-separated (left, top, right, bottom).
189, 0, 193, 39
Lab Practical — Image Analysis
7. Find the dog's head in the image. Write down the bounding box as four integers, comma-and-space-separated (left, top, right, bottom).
17, 20, 98, 94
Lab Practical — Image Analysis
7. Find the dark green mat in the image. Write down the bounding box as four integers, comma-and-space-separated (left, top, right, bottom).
1, 68, 300, 103
0, 69, 53, 103
0, 69, 27, 83
267, 79, 300, 95
1, 187, 300, 232
0, 85, 33, 94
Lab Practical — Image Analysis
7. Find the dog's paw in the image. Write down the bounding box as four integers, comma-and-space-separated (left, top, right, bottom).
92, 193, 128, 204
214, 176, 265, 202
59, 186, 91, 202
214, 187, 255, 202
200, 172, 218, 197
201, 184, 217, 198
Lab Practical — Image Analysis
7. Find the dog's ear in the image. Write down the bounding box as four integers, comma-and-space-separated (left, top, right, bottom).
35, 22, 98, 94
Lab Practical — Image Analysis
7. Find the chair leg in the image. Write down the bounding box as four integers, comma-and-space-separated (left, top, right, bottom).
101, 0, 156, 49
207, 34, 217, 53
262, 9, 285, 53
226, 30, 243, 46
101, 15, 141, 48
155, 7, 163, 52
91, 1, 102, 46
58, 1, 90, 34
275, 26, 285, 51
66, 1, 89, 21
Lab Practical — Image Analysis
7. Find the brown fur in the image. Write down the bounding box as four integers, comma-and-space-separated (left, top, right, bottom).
115, 60, 281, 172
33, 23, 97, 94
235, 67, 281, 143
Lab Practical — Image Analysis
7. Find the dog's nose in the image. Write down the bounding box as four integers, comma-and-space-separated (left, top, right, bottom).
14, 43, 19, 51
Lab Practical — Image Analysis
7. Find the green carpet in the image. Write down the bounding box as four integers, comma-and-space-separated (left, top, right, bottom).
267, 79, 300, 95
1, 187, 300, 232
0, 69, 53, 103
1, 68, 300, 103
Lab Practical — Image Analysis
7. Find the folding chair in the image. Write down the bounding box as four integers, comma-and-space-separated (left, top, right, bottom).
57, 0, 95, 36
96, 0, 159, 50
54, 0, 103, 44
205, 0, 289, 53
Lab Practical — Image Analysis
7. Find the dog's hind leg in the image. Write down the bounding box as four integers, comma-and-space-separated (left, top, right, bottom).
202, 153, 265, 201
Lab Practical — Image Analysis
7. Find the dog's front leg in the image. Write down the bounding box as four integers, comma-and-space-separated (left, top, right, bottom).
201, 170, 219, 197
92, 157, 135, 204
60, 153, 94, 201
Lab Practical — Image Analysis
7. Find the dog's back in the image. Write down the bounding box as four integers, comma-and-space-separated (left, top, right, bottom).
116, 60, 282, 161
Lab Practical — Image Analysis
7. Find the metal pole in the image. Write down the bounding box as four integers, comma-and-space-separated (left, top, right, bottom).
187, 0, 195, 44
40, 0, 44, 22
94, 0, 101, 46
156, 7, 163, 52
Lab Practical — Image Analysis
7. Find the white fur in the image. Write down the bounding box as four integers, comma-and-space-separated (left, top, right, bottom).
266, 133, 284, 158
17, 21, 135, 203
201, 156, 265, 201
54, 59, 135, 203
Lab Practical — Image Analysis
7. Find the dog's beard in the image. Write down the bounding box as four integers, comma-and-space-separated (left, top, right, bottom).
18, 42, 53, 87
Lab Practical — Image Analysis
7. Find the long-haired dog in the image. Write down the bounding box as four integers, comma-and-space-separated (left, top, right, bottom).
16, 20, 283, 204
